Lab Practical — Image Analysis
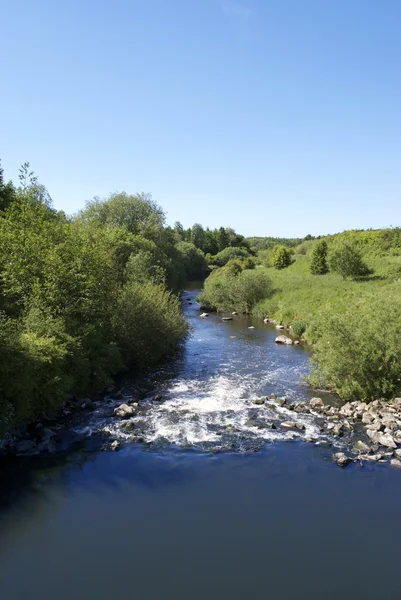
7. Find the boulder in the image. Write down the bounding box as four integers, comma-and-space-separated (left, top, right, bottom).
391, 459, 401, 468
263, 318, 269, 323
275, 335, 293, 345
110, 440, 120, 452
232, 311, 238, 315
253, 398, 265, 405
114, 403, 135, 419
276, 325, 285, 330
332, 452, 352, 467
362, 412, 375, 425
153, 394, 163, 401
294, 340, 300, 345
310, 397, 324, 410
248, 326, 255, 329
280, 421, 305, 431
276, 397, 287, 406
366, 430, 397, 448
200, 313, 209, 318
339, 403, 354, 418
222, 317, 233, 321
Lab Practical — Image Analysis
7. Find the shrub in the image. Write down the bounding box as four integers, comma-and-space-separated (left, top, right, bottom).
328, 240, 370, 279
197, 269, 272, 313
307, 298, 401, 400
213, 246, 250, 267
291, 320, 307, 337
310, 240, 329, 275
271, 245, 292, 269
112, 281, 189, 367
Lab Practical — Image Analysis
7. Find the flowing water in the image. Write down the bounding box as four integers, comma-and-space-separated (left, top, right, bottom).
1, 289, 401, 600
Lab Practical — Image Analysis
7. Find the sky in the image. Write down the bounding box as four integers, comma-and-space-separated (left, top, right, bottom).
1, 0, 400, 237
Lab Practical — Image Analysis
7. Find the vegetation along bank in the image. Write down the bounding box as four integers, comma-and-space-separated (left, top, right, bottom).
0, 160, 400, 438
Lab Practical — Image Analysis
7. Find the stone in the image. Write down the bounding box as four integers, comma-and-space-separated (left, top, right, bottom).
362, 412, 374, 425
366, 420, 383, 432
276, 325, 285, 330
390, 459, 401, 468
332, 452, 352, 467
248, 326, 255, 329
268, 393, 276, 399
153, 394, 163, 401
294, 340, 300, 345
15, 440, 37, 455
232, 311, 238, 315
263, 318, 269, 323
222, 317, 233, 321
276, 397, 287, 406
110, 440, 120, 452
114, 403, 135, 419
354, 440, 371, 453
327, 423, 343, 436
275, 335, 293, 345
280, 421, 305, 431
366, 430, 397, 448
339, 403, 354, 418
394, 449, 401, 459
310, 397, 324, 410
200, 313, 209, 318
253, 398, 265, 405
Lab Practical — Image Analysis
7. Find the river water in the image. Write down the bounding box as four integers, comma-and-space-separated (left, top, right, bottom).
1, 290, 401, 599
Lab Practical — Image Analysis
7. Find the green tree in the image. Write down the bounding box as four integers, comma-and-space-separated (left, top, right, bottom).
329, 240, 370, 279
191, 223, 205, 250
310, 240, 329, 275
271, 245, 292, 269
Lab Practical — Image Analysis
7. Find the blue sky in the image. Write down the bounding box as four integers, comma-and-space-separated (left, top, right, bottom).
1, 0, 400, 237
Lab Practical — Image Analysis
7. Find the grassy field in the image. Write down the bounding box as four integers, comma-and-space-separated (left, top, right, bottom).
253, 251, 401, 343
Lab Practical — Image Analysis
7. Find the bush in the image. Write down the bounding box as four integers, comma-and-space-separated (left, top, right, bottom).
198, 269, 272, 313
328, 240, 370, 279
307, 298, 401, 400
310, 240, 329, 275
271, 245, 292, 269
213, 246, 250, 267
291, 320, 307, 337
112, 282, 189, 367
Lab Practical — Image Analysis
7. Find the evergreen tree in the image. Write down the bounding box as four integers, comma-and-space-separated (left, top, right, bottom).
310, 240, 329, 275
271, 245, 292, 269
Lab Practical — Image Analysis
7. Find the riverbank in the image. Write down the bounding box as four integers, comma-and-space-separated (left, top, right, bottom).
2, 293, 401, 469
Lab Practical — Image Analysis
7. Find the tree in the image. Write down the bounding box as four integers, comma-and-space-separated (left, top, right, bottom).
329, 241, 369, 279
176, 241, 208, 280
173, 221, 185, 242
191, 223, 205, 250
0, 160, 16, 213
218, 227, 230, 251
310, 240, 329, 275
271, 245, 292, 269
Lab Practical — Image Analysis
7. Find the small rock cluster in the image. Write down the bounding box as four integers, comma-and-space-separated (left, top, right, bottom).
304, 397, 401, 468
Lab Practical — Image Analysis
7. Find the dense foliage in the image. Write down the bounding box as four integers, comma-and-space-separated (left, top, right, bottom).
328, 239, 369, 279
0, 164, 189, 434
308, 298, 401, 400
197, 266, 272, 313
270, 245, 292, 270
310, 240, 329, 275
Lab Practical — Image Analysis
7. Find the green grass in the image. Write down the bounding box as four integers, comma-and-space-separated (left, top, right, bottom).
253, 252, 401, 343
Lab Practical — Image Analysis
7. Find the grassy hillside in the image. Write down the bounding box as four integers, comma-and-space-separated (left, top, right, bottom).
253, 228, 401, 338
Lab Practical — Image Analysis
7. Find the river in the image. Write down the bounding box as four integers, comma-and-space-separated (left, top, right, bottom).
1, 289, 401, 599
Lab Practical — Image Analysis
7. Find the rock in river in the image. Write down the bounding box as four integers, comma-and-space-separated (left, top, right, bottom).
275, 335, 293, 345
332, 452, 352, 467
366, 431, 397, 449
310, 397, 324, 410
114, 403, 135, 419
